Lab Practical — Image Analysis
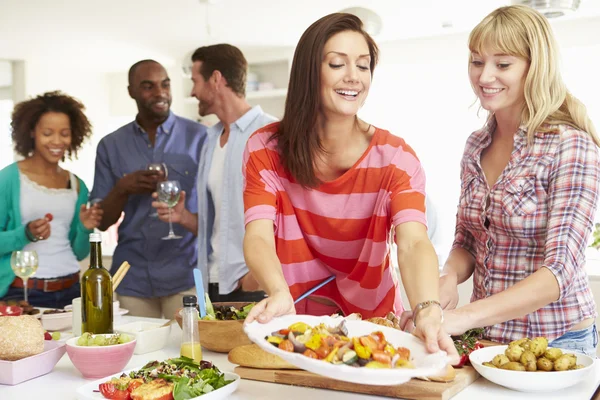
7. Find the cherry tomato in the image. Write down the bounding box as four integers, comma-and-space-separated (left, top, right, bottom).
278, 339, 295, 352
303, 349, 319, 359
127, 379, 143, 393
45, 213, 53, 222
98, 383, 131, 400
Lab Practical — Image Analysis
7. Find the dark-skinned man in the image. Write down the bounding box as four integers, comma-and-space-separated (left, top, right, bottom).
90, 60, 206, 318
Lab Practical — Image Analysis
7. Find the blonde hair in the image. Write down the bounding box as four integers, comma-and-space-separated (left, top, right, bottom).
468, 5, 599, 146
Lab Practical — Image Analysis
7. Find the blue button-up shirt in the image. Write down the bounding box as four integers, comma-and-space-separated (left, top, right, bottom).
91, 111, 207, 297
197, 106, 277, 294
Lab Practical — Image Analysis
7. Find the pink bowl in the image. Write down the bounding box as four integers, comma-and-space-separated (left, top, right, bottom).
0, 340, 66, 385
65, 334, 136, 379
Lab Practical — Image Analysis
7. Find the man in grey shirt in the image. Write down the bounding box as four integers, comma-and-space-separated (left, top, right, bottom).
153, 45, 276, 302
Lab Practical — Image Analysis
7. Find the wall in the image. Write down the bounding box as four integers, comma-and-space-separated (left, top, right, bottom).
360, 16, 600, 263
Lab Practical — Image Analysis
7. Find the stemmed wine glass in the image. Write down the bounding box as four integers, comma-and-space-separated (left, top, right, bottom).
10, 251, 39, 302
147, 163, 168, 217
157, 180, 182, 240
147, 163, 168, 179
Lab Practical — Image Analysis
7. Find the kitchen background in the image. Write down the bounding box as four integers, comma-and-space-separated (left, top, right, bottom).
1, 0, 599, 354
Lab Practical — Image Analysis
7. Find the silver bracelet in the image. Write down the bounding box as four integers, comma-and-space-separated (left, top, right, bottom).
413, 300, 443, 327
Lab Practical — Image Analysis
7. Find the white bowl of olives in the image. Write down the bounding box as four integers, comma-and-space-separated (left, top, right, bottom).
469, 338, 595, 393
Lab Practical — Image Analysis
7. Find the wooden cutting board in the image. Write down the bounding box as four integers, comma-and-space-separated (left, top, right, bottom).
234, 366, 479, 400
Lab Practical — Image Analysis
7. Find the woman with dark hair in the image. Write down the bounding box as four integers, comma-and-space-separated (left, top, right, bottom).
0, 91, 103, 308
242, 13, 458, 359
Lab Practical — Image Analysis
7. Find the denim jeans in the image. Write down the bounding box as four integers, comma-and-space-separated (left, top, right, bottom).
548, 323, 598, 357
1, 282, 81, 309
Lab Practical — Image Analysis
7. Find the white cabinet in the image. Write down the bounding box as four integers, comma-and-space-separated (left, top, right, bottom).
246, 58, 290, 119
178, 49, 292, 123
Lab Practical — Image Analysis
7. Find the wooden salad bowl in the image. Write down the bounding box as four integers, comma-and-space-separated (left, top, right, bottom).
174, 302, 252, 353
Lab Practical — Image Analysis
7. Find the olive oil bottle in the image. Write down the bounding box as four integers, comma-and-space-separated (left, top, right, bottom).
81, 233, 113, 334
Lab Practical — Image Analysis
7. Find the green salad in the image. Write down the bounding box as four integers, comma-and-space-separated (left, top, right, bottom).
200, 293, 255, 321
129, 356, 233, 399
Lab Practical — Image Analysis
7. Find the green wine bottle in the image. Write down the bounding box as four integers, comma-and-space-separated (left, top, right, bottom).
81, 233, 113, 334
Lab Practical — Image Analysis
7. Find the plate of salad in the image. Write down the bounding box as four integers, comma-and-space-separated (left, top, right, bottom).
244, 314, 450, 386
75, 356, 239, 400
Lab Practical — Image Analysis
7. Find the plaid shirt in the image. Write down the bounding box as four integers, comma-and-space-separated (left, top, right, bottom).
453, 121, 599, 343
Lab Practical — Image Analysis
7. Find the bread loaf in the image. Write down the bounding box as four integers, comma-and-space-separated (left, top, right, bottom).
416, 364, 457, 383
0, 315, 44, 361
228, 344, 299, 369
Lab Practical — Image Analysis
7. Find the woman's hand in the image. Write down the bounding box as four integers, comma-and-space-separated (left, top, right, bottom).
27, 218, 51, 241
79, 203, 103, 230
403, 306, 460, 365
441, 309, 470, 336
238, 272, 261, 292
439, 272, 459, 310
245, 290, 295, 324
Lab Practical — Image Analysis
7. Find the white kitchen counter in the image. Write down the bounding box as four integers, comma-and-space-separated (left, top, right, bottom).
1, 315, 598, 400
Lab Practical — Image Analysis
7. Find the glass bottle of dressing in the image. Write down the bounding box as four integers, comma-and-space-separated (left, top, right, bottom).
180, 295, 202, 362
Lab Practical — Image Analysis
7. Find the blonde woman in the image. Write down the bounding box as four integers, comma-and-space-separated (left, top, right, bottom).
402, 5, 599, 355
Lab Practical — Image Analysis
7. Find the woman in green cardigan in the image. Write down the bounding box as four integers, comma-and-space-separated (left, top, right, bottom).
0, 91, 103, 308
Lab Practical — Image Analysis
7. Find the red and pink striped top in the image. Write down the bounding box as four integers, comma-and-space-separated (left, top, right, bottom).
243, 122, 427, 318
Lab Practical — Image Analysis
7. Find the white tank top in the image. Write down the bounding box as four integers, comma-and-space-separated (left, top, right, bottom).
207, 141, 227, 283
19, 171, 81, 278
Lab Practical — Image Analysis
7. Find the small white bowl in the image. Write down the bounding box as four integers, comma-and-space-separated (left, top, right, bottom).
115, 321, 171, 354
469, 345, 595, 393
41, 311, 72, 331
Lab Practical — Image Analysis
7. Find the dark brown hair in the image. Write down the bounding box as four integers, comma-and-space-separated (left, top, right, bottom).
272, 13, 379, 188
191, 44, 248, 96
11, 91, 92, 158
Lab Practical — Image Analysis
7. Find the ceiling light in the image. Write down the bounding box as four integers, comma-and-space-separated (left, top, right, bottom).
339, 7, 383, 36
512, 0, 582, 18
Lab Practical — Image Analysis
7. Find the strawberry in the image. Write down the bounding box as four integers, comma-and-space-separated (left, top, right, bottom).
44, 331, 52, 340
45, 213, 53, 222
453, 328, 484, 368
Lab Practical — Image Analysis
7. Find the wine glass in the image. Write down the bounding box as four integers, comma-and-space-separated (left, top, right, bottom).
157, 180, 182, 240
87, 197, 102, 208
147, 163, 168, 217
10, 251, 39, 302
147, 163, 168, 180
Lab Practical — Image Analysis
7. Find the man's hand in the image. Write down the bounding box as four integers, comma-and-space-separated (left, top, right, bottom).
115, 170, 160, 196
152, 190, 186, 224
238, 272, 261, 292
79, 203, 104, 230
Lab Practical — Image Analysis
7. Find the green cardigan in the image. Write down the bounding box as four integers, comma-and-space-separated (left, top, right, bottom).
0, 163, 92, 298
